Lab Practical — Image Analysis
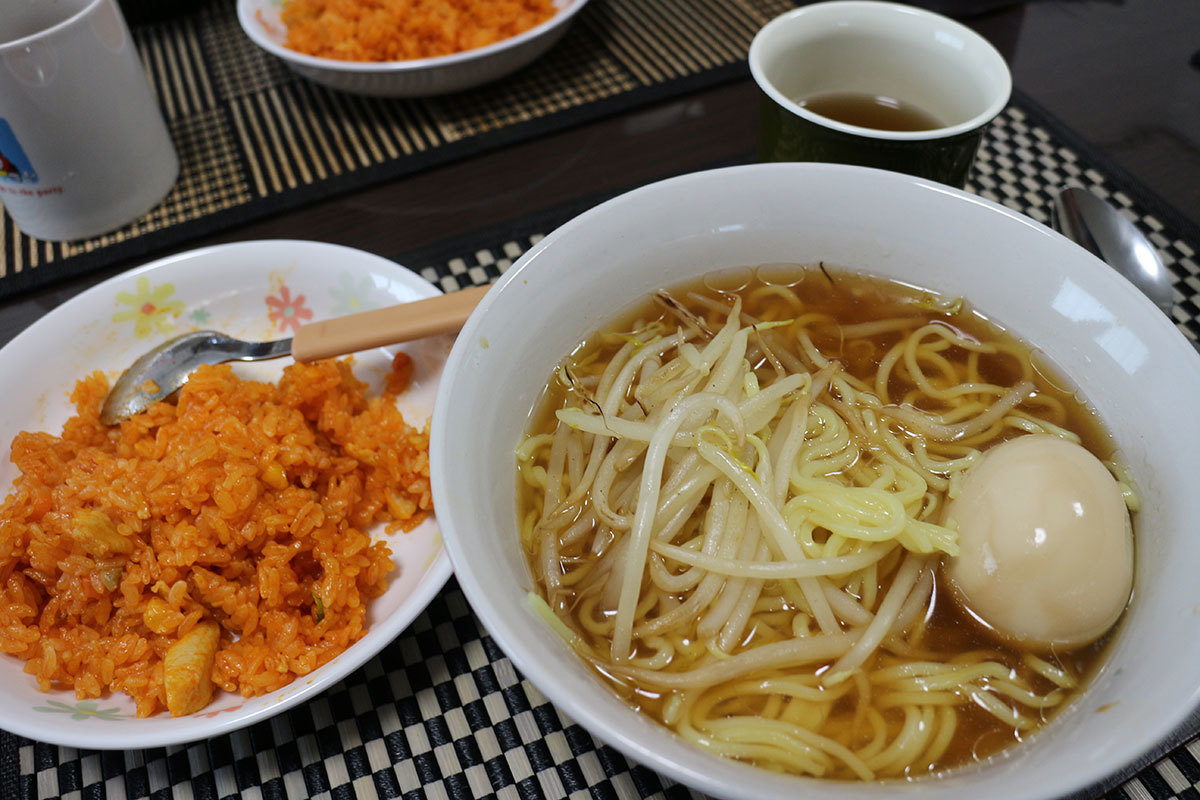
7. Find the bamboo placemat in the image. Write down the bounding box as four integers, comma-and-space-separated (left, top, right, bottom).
0, 0, 785, 299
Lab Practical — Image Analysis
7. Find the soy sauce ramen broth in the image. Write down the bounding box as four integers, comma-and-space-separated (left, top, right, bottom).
516, 265, 1124, 780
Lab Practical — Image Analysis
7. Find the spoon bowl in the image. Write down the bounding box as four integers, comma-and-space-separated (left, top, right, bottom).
100, 331, 293, 425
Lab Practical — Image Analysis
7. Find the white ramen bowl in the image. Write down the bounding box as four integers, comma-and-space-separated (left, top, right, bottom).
429, 163, 1200, 799
237, 0, 588, 97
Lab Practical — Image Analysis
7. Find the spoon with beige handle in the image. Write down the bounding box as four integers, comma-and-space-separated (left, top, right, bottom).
99, 283, 489, 426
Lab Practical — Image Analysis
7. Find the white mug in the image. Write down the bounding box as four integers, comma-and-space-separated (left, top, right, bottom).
0, 0, 179, 241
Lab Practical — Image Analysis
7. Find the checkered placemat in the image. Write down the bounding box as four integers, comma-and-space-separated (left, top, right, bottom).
6, 102, 1200, 800
0, 0, 783, 299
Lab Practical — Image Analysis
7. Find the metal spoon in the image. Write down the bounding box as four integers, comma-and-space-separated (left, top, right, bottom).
100, 283, 489, 425
1052, 186, 1175, 316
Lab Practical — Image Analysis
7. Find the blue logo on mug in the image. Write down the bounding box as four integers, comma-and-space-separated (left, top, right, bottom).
0, 119, 37, 184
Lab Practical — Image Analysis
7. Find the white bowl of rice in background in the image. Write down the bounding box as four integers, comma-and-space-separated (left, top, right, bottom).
237, 0, 588, 98
429, 162, 1200, 799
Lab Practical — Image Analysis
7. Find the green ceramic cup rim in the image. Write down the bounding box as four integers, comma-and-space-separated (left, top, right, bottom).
748, 0, 1012, 143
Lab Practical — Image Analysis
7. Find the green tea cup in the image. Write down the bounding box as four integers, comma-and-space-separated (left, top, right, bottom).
748, 1, 1011, 187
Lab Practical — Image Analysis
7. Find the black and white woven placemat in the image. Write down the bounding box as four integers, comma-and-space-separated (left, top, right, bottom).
6, 103, 1200, 800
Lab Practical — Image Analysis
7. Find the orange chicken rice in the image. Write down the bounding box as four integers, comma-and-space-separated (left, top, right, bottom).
280, 0, 558, 61
0, 357, 432, 716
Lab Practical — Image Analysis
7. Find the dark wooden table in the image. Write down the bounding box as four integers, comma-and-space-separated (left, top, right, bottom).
2, 0, 1198, 346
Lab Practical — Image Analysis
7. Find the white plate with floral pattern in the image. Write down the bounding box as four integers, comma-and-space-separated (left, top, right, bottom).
0, 239, 453, 748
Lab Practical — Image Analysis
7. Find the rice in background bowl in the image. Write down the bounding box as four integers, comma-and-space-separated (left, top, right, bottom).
280, 0, 557, 61
430, 163, 1200, 799
237, 0, 589, 97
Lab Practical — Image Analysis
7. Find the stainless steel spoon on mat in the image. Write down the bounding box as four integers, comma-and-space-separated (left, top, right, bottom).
100, 283, 489, 425
1052, 186, 1175, 315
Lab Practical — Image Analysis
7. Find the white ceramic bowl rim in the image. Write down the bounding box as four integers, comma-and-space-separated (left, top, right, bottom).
238, 0, 587, 73
431, 162, 1200, 800
748, 0, 1013, 141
